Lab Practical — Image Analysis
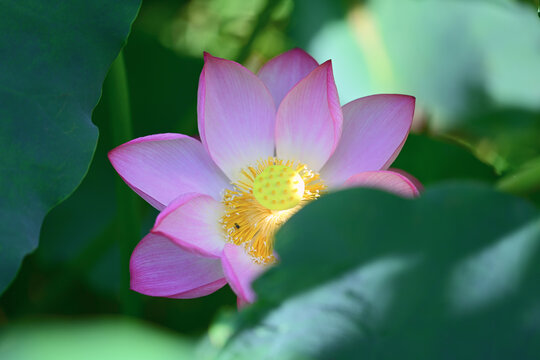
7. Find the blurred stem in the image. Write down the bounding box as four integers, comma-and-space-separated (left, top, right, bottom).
106, 51, 134, 145
235, 0, 281, 63
497, 157, 540, 195
104, 51, 142, 316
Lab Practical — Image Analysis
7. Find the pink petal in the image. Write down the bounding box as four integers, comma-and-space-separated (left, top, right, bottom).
320, 94, 415, 188
152, 193, 225, 258
342, 170, 420, 198
221, 243, 267, 304
390, 168, 424, 193
198, 53, 276, 181
275, 61, 343, 171
108, 133, 230, 210
258, 48, 319, 107
130, 233, 226, 299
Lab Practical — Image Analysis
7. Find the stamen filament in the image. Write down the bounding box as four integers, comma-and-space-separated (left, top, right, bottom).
220, 157, 325, 264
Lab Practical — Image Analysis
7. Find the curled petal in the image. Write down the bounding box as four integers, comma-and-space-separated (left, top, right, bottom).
320, 94, 415, 188
390, 168, 424, 193
276, 61, 343, 171
152, 193, 225, 258
342, 170, 420, 198
258, 48, 318, 107
130, 233, 226, 299
198, 53, 276, 181
108, 133, 229, 210
221, 244, 267, 304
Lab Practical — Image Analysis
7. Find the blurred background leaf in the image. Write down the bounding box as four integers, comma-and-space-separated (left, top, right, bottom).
297, 0, 540, 173
0, 0, 141, 294
218, 184, 540, 359
393, 134, 496, 186
0, 317, 194, 360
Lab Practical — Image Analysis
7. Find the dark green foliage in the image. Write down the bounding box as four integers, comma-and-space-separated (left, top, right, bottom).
0, 0, 141, 294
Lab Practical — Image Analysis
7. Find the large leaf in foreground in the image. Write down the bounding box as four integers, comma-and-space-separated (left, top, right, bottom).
0, 0, 141, 294
218, 184, 540, 359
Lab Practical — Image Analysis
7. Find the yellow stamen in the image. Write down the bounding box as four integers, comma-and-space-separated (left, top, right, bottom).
220, 157, 325, 264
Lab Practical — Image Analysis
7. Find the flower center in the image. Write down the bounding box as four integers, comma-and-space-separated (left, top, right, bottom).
220, 157, 325, 264
253, 164, 305, 211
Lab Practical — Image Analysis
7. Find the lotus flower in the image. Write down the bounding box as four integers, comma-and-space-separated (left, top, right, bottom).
109, 49, 419, 305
